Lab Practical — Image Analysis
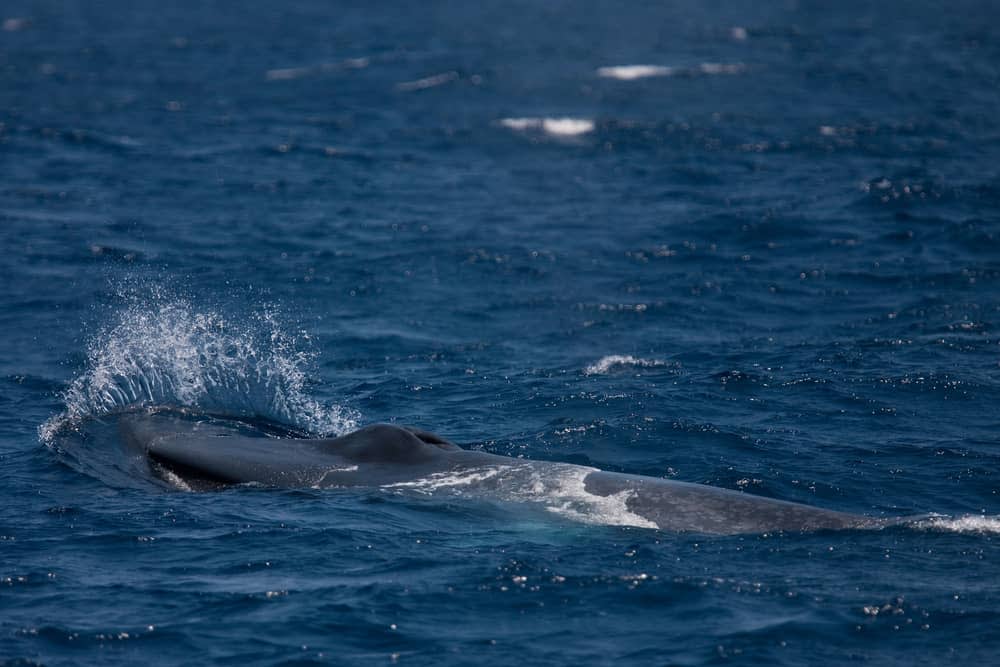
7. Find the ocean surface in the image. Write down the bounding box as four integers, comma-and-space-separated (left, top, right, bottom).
2, 1, 1000, 664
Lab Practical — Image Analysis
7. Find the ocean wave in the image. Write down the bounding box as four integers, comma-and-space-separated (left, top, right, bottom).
596, 63, 745, 80
584, 355, 667, 375
265, 57, 369, 81
499, 117, 595, 137
596, 65, 675, 80
39, 299, 359, 442
396, 71, 459, 92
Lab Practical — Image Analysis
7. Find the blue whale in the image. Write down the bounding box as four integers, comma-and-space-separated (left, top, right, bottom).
119, 409, 912, 535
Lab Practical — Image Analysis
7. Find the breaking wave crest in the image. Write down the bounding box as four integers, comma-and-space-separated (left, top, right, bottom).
584, 354, 667, 375
499, 117, 595, 137
40, 299, 359, 442
596, 63, 745, 80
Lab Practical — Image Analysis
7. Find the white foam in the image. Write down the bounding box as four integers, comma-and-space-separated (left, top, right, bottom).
698, 62, 744, 75
265, 66, 312, 81
157, 466, 194, 492
596, 63, 744, 81
914, 515, 1000, 534
2, 17, 28, 32
499, 118, 539, 131
543, 118, 595, 136
396, 71, 458, 92
265, 58, 369, 81
339, 58, 370, 70
499, 117, 595, 137
584, 355, 666, 375
596, 65, 675, 80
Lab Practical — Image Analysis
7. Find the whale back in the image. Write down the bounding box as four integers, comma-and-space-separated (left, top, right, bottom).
582, 471, 883, 534
323, 424, 462, 463
118, 414, 464, 488
116, 410, 901, 534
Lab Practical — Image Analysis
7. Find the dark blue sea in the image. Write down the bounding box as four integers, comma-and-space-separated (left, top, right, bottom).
2, 1, 1000, 664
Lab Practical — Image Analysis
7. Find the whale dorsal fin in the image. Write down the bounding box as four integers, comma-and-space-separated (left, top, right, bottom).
325, 424, 460, 463
401, 426, 461, 450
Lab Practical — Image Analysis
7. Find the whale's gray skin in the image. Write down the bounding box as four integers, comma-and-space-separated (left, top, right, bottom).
119, 411, 900, 535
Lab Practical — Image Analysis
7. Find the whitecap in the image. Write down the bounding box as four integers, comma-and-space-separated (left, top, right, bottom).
596, 65, 676, 80
396, 71, 458, 92
541, 118, 595, 136
596, 63, 744, 81
499, 117, 595, 137
266, 58, 369, 81
698, 62, 745, 75
2, 17, 28, 32
499, 118, 536, 131
265, 66, 313, 81
584, 355, 666, 376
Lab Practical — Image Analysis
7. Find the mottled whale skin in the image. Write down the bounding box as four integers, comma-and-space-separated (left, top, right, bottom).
119, 411, 901, 535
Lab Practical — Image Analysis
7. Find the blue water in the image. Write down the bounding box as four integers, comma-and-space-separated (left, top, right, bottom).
3, 0, 1000, 664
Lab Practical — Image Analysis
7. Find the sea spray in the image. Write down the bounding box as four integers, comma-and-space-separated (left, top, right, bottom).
40, 299, 359, 442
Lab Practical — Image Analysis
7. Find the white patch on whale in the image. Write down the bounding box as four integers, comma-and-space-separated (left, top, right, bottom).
383, 466, 510, 491
532, 465, 658, 529
384, 462, 657, 529
313, 465, 360, 488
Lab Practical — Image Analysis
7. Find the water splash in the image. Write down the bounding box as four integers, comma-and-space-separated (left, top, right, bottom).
40, 299, 359, 442
913, 514, 1000, 534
